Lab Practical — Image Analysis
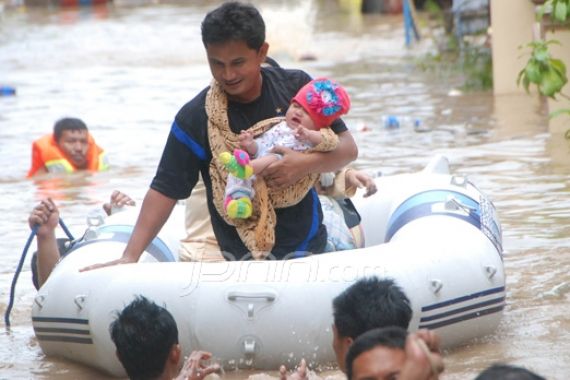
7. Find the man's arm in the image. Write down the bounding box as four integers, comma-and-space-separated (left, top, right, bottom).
29, 199, 61, 288
81, 188, 177, 271
260, 130, 358, 188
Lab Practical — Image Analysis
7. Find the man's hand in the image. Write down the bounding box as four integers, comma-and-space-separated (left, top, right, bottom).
279, 358, 312, 380
175, 350, 221, 380
29, 198, 59, 237
260, 146, 309, 188
102, 190, 135, 216
399, 329, 444, 380
79, 255, 137, 272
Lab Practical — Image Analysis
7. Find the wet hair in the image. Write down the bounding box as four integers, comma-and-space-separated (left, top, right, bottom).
332, 277, 412, 340
474, 364, 546, 380
201, 1, 265, 50
110, 296, 179, 380
345, 326, 407, 380
53, 117, 88, 142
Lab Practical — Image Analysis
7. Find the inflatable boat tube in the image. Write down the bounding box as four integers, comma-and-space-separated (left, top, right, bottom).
31, 155, 505, 376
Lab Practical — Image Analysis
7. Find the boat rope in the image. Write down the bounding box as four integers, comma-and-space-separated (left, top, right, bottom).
4, 219, 75, 328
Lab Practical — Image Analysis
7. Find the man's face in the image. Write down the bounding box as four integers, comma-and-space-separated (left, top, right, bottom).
332, 324, 353, 373
205, 40, 268, 103
350, 346, 406, 380
57, 129, 89, 168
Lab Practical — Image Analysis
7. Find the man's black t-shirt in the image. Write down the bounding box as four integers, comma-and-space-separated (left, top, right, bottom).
151, 66, 348, 260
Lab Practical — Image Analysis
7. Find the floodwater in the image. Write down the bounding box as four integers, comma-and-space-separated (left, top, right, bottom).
1, 0, 569, 379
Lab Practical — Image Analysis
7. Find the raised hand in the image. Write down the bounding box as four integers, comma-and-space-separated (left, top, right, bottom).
102, 190, 136, 216
346, 170, 377, 197
176, 350, 221, 380
29, 198, 59, 236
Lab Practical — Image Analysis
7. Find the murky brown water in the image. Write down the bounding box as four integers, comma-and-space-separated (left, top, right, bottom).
1, 1, 569, 379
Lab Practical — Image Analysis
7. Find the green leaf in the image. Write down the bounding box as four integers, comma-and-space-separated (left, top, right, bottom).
554, 1, 568, 21
533, 47, 550, 63
523, 74, 530, 94
539, 67, 564, 97
550, 58, 567, 75
525, 61, 542, 83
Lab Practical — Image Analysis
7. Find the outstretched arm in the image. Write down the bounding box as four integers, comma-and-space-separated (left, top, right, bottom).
29, 199, 60, 288
81, 188, 176, 271
260, 130, 358, 188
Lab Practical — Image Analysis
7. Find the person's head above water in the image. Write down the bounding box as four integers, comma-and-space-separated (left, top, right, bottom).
110, 296, 181, 380
52, 117, 90, 168
332, 276, 412, 372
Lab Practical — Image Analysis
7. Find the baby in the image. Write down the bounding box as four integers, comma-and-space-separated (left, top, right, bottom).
220, 77, 351, 219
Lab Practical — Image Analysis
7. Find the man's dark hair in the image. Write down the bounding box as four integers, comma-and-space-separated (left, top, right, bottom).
345, 326, 407, 380
110, 296, 179, 380
201, 1, 265, 50
475, 364, 546, 380
333, 277, 412, 339
53, 117, 88, 142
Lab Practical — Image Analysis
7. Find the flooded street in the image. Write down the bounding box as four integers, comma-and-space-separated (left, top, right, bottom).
1, 1, 569, 378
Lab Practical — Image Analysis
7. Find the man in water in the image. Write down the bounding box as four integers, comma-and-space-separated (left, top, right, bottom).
27, 117, 108, 177
110, 295, 219, 380
280, 277, 414, 379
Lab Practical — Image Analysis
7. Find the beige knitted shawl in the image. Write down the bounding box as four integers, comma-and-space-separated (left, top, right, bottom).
206, 80, 338, 259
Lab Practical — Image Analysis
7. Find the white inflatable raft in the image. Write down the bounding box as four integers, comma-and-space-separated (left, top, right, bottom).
31, 155, 505, 377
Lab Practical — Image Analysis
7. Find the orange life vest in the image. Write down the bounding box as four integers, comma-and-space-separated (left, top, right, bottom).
27, 133, 109, 177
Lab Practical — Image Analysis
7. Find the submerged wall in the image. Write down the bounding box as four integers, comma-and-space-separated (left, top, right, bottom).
491, 0, 570, 134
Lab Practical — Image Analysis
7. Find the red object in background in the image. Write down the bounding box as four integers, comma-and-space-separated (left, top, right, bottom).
59, 0, 109, 6
362, 0, 403, 14
384, 0, 403, 14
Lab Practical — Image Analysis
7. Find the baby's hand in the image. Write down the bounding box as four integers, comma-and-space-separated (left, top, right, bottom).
294, 126, 311, 142
239, 130, 255, 151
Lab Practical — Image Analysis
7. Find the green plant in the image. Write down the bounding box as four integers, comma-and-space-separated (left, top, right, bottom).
517, 40, 568, 98
520, 2, 570, 135
537, 0, 570, 22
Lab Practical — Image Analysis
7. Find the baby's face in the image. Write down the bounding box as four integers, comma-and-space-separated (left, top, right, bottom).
286, 101, 317, 130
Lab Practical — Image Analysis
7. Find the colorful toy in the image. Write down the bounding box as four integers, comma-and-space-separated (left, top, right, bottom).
219, 149, 253, 179
220, 149, 255, 219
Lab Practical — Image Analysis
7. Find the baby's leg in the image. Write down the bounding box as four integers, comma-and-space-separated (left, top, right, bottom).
224, 175, 255, 219
250, 153, 281, 174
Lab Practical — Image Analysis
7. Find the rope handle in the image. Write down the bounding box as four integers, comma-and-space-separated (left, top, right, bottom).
4, 219, 74, 327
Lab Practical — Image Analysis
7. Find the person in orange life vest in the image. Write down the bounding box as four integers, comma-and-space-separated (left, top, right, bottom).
27, 117, 109, 177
